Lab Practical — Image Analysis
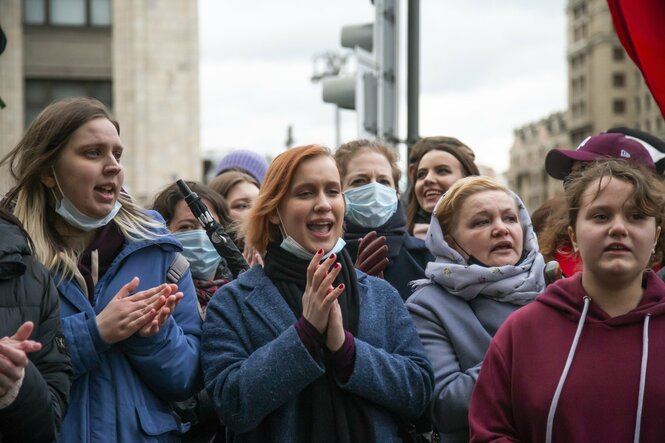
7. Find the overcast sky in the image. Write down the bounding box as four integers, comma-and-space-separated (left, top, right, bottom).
199, 0, 566, 174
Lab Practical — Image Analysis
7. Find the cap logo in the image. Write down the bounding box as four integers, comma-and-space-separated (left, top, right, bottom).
620, 149, 631, 158
576, 136, 591, 151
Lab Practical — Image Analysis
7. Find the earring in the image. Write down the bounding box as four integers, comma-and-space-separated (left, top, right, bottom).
572, 243, 578, 253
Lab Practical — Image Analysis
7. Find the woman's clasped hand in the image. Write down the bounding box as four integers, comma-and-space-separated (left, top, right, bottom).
95, 277, 184, 344
301, 250, 346, 351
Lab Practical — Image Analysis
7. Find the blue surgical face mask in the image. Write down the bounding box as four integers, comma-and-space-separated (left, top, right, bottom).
174, 230, 222, 280
277, 211, 346, 261
51, 169, 121, 232
344, 182, 398, 228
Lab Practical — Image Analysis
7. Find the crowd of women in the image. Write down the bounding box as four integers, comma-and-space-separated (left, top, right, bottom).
2, 96, 665, 442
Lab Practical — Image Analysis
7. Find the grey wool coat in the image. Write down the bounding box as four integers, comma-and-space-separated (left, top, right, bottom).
406, 285, 523, 443
202, 265, 434, 443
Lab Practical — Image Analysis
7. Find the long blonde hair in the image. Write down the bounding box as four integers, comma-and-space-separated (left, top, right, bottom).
1, 97, 164, 280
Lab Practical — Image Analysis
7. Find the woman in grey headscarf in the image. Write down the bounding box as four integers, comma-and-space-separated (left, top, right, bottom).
405, 175, 545, 442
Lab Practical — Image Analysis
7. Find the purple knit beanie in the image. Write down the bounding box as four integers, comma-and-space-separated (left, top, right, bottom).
214, 149, 269, 185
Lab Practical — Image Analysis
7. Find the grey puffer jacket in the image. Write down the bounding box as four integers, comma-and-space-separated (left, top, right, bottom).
0, 218, 72, 442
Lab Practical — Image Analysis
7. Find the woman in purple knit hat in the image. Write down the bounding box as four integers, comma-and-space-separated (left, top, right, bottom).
214, 149, 269, 185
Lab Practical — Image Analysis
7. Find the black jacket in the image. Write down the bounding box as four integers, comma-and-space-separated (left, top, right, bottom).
0, 218, 72, 442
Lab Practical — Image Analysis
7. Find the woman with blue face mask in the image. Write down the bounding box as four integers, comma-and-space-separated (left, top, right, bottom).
334, 139, 433, 301
201, 144, 433, 443
152, 181, 233, 318
0, 97, 202, 442
152, 180, 235, 442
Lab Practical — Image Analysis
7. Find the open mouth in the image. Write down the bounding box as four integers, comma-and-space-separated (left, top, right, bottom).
424, 189, 443, 199
307, 221, 334, 235
491, 241, 513, 252
95, 184, 115, 196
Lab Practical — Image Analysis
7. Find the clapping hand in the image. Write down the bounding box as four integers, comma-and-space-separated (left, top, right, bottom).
243, 243, 264, 268
354, 231, 389, 278
0, 322, 41, 396
96, 277, 176, 344
302, 250, 345, 334
138, 284, 183, 337
325, 299, 345, 352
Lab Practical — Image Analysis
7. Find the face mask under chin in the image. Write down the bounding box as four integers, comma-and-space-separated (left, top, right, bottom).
50, 185, 121, 232
276, 211, 346, 261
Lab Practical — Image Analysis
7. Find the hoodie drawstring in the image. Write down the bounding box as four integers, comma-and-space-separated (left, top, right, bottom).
634, 313, 651, 443
545, 297, 652, 443
546, 296, 590, 443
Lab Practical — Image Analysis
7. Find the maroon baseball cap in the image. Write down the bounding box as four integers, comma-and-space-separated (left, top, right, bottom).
545, 132, 656, 180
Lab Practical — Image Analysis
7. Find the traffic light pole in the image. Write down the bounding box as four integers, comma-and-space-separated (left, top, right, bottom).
375, 0, 398, 143
407, 0, 420, 149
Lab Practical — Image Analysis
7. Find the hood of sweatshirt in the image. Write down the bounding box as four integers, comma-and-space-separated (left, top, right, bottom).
536, 270, 665, 443
536, 271, 665, 325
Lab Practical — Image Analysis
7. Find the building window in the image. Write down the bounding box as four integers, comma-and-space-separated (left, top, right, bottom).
612, 73, 625, 88
25, 79, 112, 126
635, 71, 643, 88
23, 0, 111, 26
635, 97, 642, 113
645, 120, 652, 132
573, 3, 587, 19
613, 46, 625, 61
24, 0, 46, 24
613, 99, 626, 114
645, 94, 651, 111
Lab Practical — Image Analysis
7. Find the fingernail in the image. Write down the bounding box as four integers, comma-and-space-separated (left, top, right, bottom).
318, 249, 324, 255
334, 263, 341, 269
339, 284, 345, 290
329, 253, 336, 260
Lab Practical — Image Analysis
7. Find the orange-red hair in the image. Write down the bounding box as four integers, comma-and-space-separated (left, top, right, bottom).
245, 144, 335, 254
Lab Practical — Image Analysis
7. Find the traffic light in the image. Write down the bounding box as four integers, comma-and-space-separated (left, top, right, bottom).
320, 0, 398, 142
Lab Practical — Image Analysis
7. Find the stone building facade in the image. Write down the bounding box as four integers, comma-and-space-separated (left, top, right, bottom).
507, 112, 568, 213
0, 0, 200, 203
509, 0, 665, 212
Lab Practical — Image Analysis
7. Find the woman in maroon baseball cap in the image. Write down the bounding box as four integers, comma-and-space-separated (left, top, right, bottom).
545, 132, 655, 180
540, 132, 659, 279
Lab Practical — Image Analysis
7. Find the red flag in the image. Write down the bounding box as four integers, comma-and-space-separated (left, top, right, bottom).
607, 0, 665, 119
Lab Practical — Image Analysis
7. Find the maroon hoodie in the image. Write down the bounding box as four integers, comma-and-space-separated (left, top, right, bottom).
469, 271, 665, 443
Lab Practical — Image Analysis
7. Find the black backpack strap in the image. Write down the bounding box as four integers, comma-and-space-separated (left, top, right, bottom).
166, 252, 190, 284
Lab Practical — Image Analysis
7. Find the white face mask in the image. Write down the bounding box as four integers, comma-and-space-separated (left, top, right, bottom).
277, 211, 345, 260
343, 182, 398, 228
51, 169, 121, 231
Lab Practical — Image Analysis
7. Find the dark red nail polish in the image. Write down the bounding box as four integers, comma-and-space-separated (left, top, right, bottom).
334, 263, 341, 269
339, 284, 345, 290
329, 253, 336, 260
318, 249, 324, 255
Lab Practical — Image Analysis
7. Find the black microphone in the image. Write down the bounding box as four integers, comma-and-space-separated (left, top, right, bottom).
176, 180, 217, 233
175, 180, 249, 278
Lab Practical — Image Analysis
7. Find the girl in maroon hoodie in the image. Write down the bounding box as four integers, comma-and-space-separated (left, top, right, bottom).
469, 160, 665, 443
